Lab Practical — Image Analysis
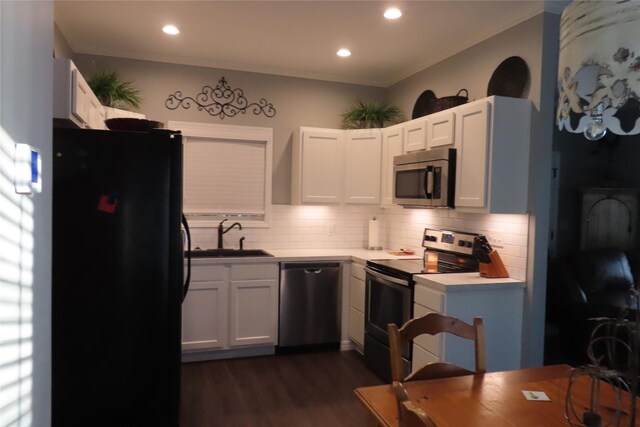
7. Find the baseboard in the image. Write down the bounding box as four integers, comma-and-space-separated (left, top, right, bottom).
181, 346, 275, 363
341, 339, 363, 354
182, 340, 362, 363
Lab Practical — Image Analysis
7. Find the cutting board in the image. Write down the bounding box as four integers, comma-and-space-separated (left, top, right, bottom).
387, 250, 415, 256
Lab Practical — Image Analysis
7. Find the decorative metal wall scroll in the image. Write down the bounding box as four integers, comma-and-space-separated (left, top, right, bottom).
165, 77, 276, 119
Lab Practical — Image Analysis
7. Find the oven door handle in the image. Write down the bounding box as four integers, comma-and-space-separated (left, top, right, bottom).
364, 267, 410, 287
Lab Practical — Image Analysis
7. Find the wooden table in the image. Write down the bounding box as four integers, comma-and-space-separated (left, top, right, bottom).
355, 364, 640, 426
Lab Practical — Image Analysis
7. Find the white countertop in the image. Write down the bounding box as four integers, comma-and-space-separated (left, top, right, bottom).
188, 251, 527, 291
189, 248, 421, 265
414, 272, 526, 292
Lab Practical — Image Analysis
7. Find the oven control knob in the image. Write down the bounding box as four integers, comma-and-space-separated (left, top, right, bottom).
458, 240, 466, 246
466, 241, 473, 248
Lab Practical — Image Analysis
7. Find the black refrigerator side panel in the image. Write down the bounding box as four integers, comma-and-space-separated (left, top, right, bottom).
52, 128, 182, 426
167, 131, 183, 426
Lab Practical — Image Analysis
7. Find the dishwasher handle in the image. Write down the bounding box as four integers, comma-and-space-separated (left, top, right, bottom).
281, 262, 341, 271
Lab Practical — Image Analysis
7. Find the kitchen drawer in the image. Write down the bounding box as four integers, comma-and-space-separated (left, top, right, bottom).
349, 275, 365, 312
349, 307, 364, 346
414, 284, 444, 312
413, 303, 441, 357
350, 262, 366, 281
189, 265, 226, 282
230, 263, 279, 280
412, 343, 439, 372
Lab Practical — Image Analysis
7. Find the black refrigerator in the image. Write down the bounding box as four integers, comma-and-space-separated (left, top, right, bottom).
52, 128, 186, 426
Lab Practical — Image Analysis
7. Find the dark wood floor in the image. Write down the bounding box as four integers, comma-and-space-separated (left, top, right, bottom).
180, 350, 384, 427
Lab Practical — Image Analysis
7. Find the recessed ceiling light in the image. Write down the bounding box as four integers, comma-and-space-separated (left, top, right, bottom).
162, 25, 180, 35
337, 48, 351, 57
384, 8, 402, 20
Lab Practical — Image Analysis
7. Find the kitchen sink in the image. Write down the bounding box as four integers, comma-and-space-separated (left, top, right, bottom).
190, 248, 274, 258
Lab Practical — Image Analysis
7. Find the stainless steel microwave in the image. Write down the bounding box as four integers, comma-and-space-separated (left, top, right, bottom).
393, 148, 456, 208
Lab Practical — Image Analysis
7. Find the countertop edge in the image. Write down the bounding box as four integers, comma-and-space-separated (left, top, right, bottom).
188, 248, 421, 265
414, 273, 526, 292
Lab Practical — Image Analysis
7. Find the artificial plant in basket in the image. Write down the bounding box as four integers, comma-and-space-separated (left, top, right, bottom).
87, 70, 142, 110
341, 101, 403, 129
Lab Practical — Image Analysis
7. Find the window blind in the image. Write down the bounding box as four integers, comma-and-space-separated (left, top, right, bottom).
183, 136, 266, 216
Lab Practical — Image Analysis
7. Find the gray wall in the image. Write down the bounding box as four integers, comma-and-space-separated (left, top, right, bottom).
386, 13, 560, 367
54, 22, 75, 60
386, 14, 546, 118
1, 2, 53, 425
71, 55, 386, 205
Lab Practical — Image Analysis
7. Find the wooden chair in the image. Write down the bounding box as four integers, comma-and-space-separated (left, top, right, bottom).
387, 312, 486, 382
393, 381, 437, 427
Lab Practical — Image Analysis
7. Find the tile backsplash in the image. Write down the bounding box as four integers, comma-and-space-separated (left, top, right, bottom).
190, 204, 529, 280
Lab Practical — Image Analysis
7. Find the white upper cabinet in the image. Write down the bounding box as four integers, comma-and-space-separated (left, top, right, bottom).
292, 96, 530, 211
381, 124, 404, 206
292, 127, 382, 205
454, 100, 491, 209
426, 110, 455, 149
344, 129, 382, 204
87, 93, 106, 130
403, 118, 427, 153
53, 58, 106, 129
454, 97, 532, 214
292, 128, 345, 204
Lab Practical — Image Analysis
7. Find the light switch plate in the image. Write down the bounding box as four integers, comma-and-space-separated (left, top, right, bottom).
14, 143, 41, 194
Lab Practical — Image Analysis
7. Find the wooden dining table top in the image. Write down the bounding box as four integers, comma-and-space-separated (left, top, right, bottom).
355, 364, 640, 427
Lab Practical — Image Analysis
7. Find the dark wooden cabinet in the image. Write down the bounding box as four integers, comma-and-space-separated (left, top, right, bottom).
580, 188, 639, 250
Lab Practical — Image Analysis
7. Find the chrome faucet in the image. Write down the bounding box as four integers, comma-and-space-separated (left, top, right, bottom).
217, 219, 242, 249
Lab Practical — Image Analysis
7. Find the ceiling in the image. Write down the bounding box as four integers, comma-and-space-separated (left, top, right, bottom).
54, 0, 568, 87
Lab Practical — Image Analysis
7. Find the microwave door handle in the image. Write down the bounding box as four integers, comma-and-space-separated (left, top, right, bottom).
425, 166, 434, 199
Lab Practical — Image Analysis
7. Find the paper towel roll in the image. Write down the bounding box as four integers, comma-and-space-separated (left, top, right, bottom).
368, 218, 381, 250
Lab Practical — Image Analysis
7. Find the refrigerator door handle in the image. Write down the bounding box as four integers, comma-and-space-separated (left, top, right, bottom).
181, 214, 191, 302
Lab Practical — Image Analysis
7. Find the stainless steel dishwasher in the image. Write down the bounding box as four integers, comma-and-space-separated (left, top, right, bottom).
278, 261, 342, 347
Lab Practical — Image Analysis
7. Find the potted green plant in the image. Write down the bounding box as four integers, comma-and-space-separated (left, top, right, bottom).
341, 101, 403, 129
87, 69, 142, 111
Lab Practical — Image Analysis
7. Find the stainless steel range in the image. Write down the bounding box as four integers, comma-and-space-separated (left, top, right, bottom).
364, 228, 480, 381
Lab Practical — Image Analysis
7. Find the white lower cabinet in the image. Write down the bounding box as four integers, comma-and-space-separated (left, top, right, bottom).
182, 266, 227, 351
229, 264, 279, 346
182, 261, 279, 360
348, 261, 366, 348
412, 275, 525, 373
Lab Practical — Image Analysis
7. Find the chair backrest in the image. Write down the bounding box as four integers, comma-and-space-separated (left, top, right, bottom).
388, 313, 486, 382
393, 381, 437, 427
